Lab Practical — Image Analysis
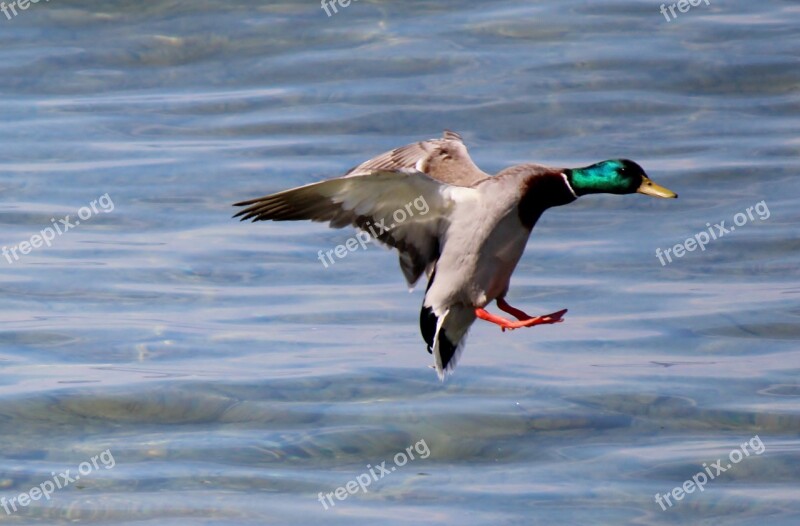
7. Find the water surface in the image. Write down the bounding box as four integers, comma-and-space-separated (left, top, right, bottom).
0, 0, 799, 524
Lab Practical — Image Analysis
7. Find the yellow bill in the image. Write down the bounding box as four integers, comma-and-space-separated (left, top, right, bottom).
638, 176, 677, 198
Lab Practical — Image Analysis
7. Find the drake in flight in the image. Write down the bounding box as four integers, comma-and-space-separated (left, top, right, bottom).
234, 131, 677, 379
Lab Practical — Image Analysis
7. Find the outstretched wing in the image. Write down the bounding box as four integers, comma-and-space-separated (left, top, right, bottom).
345, 130, 490, 186
234, 169, 476, 286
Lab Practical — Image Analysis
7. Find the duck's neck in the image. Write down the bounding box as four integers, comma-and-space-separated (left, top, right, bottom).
517, 172, 578, 229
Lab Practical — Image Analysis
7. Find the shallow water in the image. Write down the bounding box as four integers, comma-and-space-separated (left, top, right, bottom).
0, 0, 799, 524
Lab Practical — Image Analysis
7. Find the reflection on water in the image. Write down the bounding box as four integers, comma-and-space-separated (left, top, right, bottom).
0, 0, 798, 524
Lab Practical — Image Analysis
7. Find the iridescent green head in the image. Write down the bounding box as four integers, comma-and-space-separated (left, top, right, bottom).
564, 160, 677, 198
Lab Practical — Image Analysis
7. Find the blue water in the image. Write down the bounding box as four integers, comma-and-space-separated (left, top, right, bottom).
0, 0, 798, 524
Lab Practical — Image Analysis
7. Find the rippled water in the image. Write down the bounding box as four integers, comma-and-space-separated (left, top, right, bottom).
1, 0, 798, 524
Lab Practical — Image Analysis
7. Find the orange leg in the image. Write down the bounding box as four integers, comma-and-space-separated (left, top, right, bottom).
497, 298, 534, 321
475, 299, 567, 332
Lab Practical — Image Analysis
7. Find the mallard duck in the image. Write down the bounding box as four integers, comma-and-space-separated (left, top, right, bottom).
234, 131, 677, 379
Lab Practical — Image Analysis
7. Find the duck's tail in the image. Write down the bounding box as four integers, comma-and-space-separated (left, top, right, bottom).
420, 303, 476, 380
